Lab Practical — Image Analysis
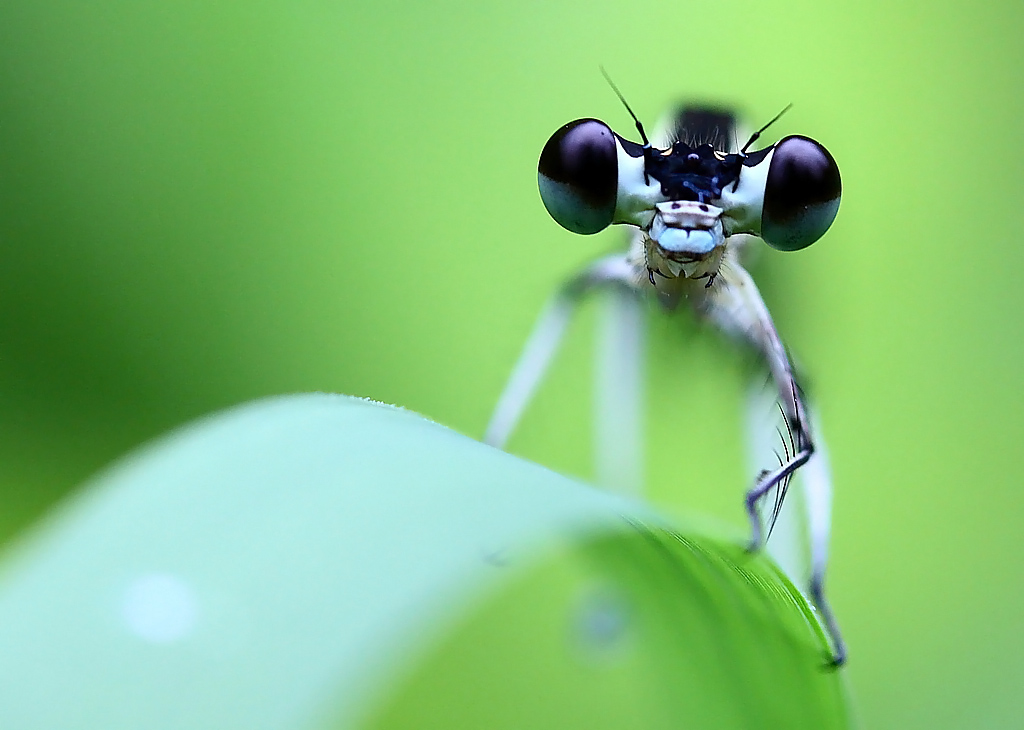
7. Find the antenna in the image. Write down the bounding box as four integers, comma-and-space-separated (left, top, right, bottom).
599, 66, 651, 185
599, 66, 650, 147
740, 103, 793, 153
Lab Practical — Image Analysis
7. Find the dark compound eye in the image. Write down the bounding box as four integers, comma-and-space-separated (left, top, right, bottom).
538, 119, 618, 235
761, 135, 841, 251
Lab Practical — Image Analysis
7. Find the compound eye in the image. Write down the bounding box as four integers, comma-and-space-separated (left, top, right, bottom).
761, 135, 841, 251
538, 119, 617, 235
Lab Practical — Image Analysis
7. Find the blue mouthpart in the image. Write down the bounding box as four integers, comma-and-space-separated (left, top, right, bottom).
656, 228, 717, 255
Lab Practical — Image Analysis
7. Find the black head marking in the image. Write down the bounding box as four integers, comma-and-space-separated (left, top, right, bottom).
646, 141, 743, 203
643, 104, 783, 203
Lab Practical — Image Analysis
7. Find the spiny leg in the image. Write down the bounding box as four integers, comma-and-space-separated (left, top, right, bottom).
484, 254, 638, 449
704, 260, 844, 666
744, 381, 804, 580
701, 261, 814, 550
742, 427, 812, 552
742, 383, 812, 552
745, 382, 847, 666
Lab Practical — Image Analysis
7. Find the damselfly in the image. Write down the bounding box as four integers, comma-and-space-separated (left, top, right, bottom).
484, 77, 846, 667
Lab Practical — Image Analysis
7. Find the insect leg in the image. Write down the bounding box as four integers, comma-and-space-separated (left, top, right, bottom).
744, 381, 805, 580
709, 260, 844, 666
484, 254, 638, 449
701, 260, 813, 551
594, 284, 645, 495
801, 437, 847, 666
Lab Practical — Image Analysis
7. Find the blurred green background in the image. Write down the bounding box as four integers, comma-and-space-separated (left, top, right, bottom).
0, 0, 1021, 726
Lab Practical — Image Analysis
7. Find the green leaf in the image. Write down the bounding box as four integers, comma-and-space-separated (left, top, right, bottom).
0, 394, 848, 729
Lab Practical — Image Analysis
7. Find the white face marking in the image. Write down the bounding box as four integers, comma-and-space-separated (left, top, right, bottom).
649, 201, 725, 255
611, 140, 664, 230
718, 149, 773, 237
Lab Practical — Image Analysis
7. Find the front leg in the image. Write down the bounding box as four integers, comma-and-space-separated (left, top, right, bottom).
701, 258, 845, 666
701, 261, 814, 548
743, 390, 814, 553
